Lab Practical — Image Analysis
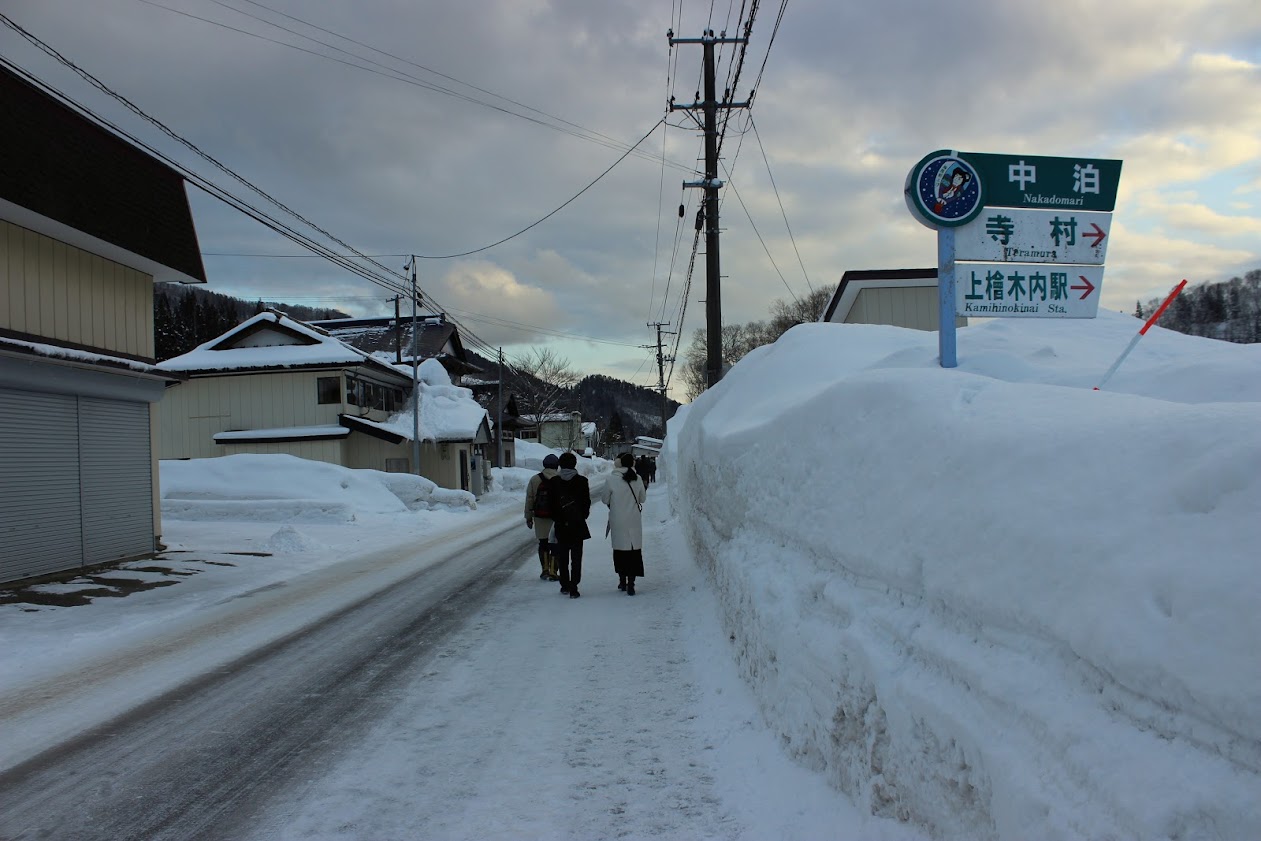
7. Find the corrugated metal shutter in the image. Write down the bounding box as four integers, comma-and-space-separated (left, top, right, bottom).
80, 397, 154, 564
0, 388, 84, 582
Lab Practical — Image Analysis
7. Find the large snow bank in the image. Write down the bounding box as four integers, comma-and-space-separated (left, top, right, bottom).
665, 312, 1261, 840
161, 453, 475, 522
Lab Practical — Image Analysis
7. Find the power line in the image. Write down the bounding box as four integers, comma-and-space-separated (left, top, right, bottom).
747, 0, 788, 104
750, 114, 812, 294
202, 252, 408, 257
414, 119, 665, 259
719, 160, 799, 303
438, 306, 646, 348
138, 0, 697, 174
2, 12, 407, 285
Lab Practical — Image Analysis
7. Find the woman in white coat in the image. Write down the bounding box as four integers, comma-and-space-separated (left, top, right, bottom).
601, 452, 648, 595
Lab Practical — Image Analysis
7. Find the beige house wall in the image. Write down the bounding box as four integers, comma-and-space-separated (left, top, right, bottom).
419, 440, 473, 490
538, 418, 583, 450
0, 219, 154, 358
846, 287, 967, 331
157, 370, 347, 460
219, 438, 347, 463
345, 433, 415, 472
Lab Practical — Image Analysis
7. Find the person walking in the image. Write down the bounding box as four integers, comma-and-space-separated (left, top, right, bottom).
525, 453, 561, 581
549, 451, 592, 599
602, 452, 647, 595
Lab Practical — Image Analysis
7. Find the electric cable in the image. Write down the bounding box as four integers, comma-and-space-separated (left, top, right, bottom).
750, 114, 813, 294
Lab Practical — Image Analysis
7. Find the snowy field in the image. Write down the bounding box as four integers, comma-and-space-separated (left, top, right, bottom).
664, 310, 1261, 840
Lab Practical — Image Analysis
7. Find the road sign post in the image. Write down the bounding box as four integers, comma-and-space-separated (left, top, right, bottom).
905, 149, 1122, 367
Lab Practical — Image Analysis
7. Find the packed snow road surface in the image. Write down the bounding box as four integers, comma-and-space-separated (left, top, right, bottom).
0, 491, 918, 840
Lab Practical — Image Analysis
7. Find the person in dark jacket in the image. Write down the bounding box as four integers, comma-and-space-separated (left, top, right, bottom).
549, 451, 592, 599
525, 453, 561, 581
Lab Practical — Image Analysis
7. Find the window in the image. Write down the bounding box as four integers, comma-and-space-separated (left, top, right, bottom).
317, 377, 341, 404
384, 458, 409, 473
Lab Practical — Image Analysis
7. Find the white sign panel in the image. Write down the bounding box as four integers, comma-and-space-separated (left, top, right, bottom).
955, 263, 1104, 318
954, 207, 1111, 264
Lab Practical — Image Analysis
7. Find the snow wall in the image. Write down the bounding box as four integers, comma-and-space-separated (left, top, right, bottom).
662, 320, 1261, 840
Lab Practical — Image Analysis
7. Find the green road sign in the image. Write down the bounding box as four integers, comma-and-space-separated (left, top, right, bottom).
906, 151, 1123, 229
965, 152, 1122, 212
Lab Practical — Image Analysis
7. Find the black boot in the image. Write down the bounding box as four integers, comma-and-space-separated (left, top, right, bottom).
618, 576, 626, 591
626, 578, 635, 596
569, 587, 581, 599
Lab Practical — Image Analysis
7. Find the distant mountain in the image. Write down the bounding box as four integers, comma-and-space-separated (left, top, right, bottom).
576, 374, 678, 442
464, 352, 678, 443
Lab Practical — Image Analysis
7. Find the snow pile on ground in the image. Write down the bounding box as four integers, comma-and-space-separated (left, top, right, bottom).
160, 453, 476, 521
663, 311, 1261, 840
262, 524, 325, 554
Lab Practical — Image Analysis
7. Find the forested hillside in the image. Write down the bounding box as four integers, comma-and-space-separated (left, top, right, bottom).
1137, 269, 1261, 343
153, 284, 349, 361
575, 374, 678, 442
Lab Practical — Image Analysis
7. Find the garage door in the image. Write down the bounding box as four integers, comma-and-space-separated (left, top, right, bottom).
81, 397, 154, 565
0, 388, 83, 582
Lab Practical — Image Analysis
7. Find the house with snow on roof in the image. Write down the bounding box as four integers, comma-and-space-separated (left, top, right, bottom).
309, 313, 480, 379
156, 311, 492, 494
517, 411, 596, 453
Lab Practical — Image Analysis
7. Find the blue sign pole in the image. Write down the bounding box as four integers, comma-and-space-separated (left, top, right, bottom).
938, 226, 957, 368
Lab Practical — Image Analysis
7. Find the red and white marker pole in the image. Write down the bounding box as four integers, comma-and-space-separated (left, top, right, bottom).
1094, 279, 1188, 391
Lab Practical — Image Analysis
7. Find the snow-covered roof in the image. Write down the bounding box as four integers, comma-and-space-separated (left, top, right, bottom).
157, 311, 387, 374
581, 422, 596, 435
0, 335, 174, 378
372, 359, 490, 442
213, 425, 349, 442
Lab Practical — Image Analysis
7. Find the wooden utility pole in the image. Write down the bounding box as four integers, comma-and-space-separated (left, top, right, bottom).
669, 28, 748, 388
496, 347, 505, 468
647, 321, 675, 433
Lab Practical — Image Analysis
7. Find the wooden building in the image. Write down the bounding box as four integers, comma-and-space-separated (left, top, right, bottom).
0, 64, 206, 584
820, 268, 968, 330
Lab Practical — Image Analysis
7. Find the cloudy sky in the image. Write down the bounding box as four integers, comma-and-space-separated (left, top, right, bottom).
3, 0, 1259, 398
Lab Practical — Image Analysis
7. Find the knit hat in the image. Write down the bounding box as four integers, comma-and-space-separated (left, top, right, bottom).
543, 454, 560, 468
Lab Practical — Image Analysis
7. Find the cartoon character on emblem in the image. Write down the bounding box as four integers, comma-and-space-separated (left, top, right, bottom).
933, 164, 972, 214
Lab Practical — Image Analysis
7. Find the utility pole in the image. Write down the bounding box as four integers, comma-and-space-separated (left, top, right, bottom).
647, 321, 675, 433
407, 257, 421, 476
668, 28, 748, 389
391, 294, 402, 364
496, 347, 505, 468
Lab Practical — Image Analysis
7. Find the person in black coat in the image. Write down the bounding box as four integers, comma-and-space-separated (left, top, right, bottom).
549, 451, 592, 599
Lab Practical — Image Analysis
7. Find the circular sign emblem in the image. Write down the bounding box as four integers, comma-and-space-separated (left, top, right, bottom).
905, 150, 983, 228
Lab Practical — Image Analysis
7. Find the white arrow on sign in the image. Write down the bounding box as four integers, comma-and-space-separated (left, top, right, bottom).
954, 207, 1111, 265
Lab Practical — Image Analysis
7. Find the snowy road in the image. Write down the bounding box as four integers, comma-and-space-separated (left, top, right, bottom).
0, 512, 536, 840
0, 486, 919, 841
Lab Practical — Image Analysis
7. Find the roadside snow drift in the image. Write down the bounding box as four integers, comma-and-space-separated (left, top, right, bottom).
664, 312, 1261, 840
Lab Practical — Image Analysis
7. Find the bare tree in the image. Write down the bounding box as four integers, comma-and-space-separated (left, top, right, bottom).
768, 286, 834, 336
508, 347, 580, 421
680, 322, 768, 401
678, 287, 835, 401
